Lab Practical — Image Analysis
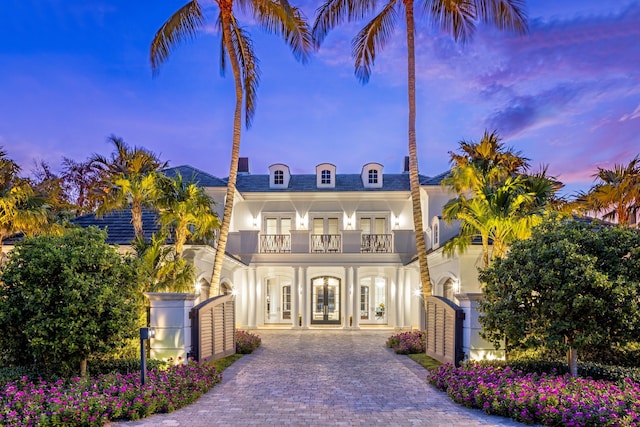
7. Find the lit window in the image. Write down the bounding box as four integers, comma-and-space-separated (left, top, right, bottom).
321, 170, 331, 184
274, 170, 284, 185
368, 169, 378, 184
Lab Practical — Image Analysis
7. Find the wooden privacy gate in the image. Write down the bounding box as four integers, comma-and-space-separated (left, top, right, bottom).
425, 296, 465, 366
190, 294, 236, 362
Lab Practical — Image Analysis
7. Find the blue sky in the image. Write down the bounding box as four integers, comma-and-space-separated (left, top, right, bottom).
1, 0, 639, 196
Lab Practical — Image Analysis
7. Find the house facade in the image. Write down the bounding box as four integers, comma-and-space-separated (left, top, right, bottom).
171, 157, 487, 333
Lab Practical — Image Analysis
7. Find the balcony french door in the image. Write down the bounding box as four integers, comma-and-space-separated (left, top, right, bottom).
311, 276, 341, 324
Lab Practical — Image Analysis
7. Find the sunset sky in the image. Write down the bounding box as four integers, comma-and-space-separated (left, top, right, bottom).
1, 0, 639, 196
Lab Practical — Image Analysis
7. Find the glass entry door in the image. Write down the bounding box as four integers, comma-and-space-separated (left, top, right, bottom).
311, 277, 341, 324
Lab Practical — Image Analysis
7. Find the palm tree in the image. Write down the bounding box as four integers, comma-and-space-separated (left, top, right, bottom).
91, 135, 168, 240
0, 149, 51, 257
150, 0, 313, 296
442, 135, 556, 267
313, 0, 527, 299
575, 156, 640, 226
156, 172, 220, 257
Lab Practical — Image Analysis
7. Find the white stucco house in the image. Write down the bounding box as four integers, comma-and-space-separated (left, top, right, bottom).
163, 157, 487, 338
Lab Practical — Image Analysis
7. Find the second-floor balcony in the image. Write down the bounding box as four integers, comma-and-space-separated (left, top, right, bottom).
260, 234, 291, 253
361, 234, 392, 253
311, 234, 341, 253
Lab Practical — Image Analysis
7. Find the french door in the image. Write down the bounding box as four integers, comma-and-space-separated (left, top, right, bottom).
311, 276, 341, 324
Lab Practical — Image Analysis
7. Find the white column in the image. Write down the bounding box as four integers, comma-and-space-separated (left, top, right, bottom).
241, 268, 250, 328
292, 267, 300, 329
352, 267, 360, 329
248, 267, 257, 328
343, 266, 352, 329
397, 268, 413, 328
301, 267, 309, 328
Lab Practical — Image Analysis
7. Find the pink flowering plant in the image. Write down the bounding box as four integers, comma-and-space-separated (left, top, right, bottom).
0, 360, 221, 426
236, 330, 262, 354
386, 330, 426, 354
428, 363, 640, 426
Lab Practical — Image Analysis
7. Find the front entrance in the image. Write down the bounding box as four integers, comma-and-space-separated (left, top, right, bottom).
311, 276, 341, 324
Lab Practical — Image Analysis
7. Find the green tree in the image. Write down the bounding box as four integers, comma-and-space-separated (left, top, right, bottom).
0, 227, 144, 377
91, 135, 168, 240
574, 155, 640, 226
156, 172, 220, 257
60, 157, 102, 214
442, 133, 556, 267
0, 149, 51, 256
478, 218, 640, 376
133, 232, 196, 293
313, 1, 527, 299
151, 0, 312, 296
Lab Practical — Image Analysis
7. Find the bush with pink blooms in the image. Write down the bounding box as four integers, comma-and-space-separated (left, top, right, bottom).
236, 330, 262, 354
0, 360, 221, 426
428, 363, 640, 426
386, 330, 426, 354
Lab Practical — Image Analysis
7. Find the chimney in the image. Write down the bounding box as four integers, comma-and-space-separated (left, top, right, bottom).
238, 157, 250, 174
403, 156, 410, 173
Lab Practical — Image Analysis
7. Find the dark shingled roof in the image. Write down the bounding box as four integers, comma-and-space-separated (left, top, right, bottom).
71, 209, 164, 245
235, 172, 449, 192
163, 165, 228, 187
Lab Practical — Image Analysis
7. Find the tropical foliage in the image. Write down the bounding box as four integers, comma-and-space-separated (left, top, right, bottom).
0, 148, 53, 256
478, 217, 640, 376
313, 1, 528, 299
150, 0, 313, 297
442, 131, 558, 267
0, 227, 144, 377
91, 135, 167, 240
573, 155, 640, 227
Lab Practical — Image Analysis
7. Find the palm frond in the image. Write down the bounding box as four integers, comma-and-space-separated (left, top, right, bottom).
474, 0, 527, 34
228, 16, 261, 127
251, 0, 314, 63
313, 0, 379, 46
352, 0, 399, 83
150, 0, 206, 76
423, 0, 476, 43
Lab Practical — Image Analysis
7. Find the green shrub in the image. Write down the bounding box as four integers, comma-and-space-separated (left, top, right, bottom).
236, 330, 261, 354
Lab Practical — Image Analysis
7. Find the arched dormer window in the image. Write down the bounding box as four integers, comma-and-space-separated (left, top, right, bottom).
361, 162, 383, 188
269, 163, 290, 188
316, 163, 336, 188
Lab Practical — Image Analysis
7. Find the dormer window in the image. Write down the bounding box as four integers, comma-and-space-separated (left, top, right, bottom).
268, 163, 290, 189
274, 170, 284, 185
316, 163, 336, 188
361, 162, 383, 188
432, 217, 440, 249
368, 169, 378, 184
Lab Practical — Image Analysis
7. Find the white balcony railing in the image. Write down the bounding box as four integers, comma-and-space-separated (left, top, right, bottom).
311, 234, 341, 253
361, 234, 392, 253
260, 234, 291, 253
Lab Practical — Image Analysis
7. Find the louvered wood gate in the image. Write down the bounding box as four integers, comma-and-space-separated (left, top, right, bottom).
190, 294, 236, 362
425, 296, 465, 366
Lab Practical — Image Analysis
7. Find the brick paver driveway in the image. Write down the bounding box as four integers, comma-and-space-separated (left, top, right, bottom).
111, 329, 525, 426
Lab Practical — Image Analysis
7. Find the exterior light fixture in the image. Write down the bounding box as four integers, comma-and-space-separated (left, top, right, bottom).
139, 327, 156, 385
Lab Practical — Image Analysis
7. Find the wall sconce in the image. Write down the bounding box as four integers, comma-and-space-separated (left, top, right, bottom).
347, 219, 352, 229
413, 288, 422, 297
194, 281, 201, 294
395, 217, 400, 228
253, 217, 258, 228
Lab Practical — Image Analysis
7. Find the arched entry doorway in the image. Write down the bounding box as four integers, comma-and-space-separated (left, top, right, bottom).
311, 276, 341, 325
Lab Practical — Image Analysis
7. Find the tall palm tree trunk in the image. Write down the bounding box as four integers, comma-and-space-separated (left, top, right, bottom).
209, 6, 243, 297
132, 200, 144, 239
405, 0, 433, 303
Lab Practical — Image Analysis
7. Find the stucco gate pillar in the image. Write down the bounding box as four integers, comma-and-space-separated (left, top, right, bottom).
456, 293, 505, 361
144, 292, 198, 364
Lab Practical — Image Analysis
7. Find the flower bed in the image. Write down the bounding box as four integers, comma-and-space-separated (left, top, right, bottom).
0, 360, 221, 426
236, 330, 262, 354
386, 330, 426, 354
428, 363, 640, 426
